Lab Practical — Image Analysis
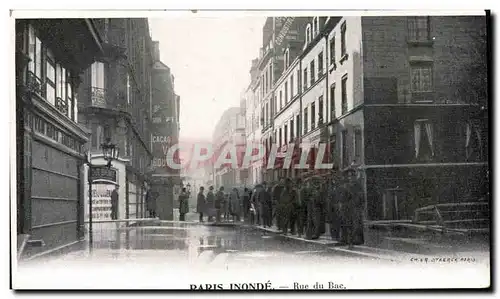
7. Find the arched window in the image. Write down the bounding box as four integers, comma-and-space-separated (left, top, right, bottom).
284, 48, 290, 70
305, 24, 312, 47
313, 17, 319, 37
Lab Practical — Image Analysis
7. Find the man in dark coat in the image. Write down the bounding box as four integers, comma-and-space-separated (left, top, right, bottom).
145, 188, 156, 218
306, 177, 326, 239
110, 184, 119, 220
339, 166, 365, 248
326, 172, 342, 240
272, 179, 285, 230
242, 188, 251, 222
279, 178, 297, 235
178, 187, 189, 221
206, 186, 215, 222
215, 187, 225, 223
197, 186, 206, 222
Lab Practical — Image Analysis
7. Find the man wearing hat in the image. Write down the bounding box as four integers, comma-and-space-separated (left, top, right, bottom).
339, 164, 364, 248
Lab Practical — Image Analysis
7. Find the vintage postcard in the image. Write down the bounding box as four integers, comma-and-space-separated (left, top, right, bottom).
10, 8, 491, 291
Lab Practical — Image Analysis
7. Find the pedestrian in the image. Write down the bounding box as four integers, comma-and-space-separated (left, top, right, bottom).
295, 178, 308, 238
250, 184, 262, 225
178, 187, 189, 221
272, 179, 285, 231
260, 182, 272, 227
206, 186, 216, 222
242, 187, 251, 222
265, 183, 273, 227
339, 166, 365, 248
215, 187, 225, 223
326, 172, 342, 240
279, 178, 297, 235
111, 184, 119, 220
306, 177, 324, 240
230, 188, 241, 222
197, 186, 206, 222
145, 187, 156, 218
223, 193, 230, 221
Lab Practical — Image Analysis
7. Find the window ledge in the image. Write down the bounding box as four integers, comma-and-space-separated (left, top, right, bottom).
339, 53, 349, 65
328, 62, 337, 73
407, 40, 434, 47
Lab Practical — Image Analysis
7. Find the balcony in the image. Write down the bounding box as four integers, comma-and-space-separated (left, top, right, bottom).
27, 71, 43, 96
55, 97, 69, 115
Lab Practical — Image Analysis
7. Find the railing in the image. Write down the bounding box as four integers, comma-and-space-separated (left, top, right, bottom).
90, 87, 107, 108
413, 201, 489, 233
55, 97, 68, 115
27, 71, 43, 95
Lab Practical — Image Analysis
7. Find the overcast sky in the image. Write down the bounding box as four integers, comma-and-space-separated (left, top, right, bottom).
149, 16, 265, 142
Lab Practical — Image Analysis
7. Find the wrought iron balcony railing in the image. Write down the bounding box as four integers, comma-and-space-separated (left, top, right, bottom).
91, 86, 107, 108
55, 97, 68, 116
27, 71, 43, 96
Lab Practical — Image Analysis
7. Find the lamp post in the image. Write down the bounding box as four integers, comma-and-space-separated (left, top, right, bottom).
85, 137, 120, 254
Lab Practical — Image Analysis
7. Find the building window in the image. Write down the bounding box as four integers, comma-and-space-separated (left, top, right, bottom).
411, 63, 433, 92
126, 73, 131, 104
330, 84, 336, 121
341, 130, 348, 168
341, 76, 348, 115
354, 129, 362, 163
303, 67, 308, 90
341, 22, 347, 57
279, 90, 283, 110
318, 51, 324, 76
466, 121, 483, 161
310, 60, 315, 85
284, 49, 290, 70
279, 128, 283, 147
318, 96, 324, 125
285, 81, 288, 105
290, 74, 294, 98
304, 107, 308, 133
305, 24, 312, 46
284, 125, 288, 145
266, 102, 269, 126
290, 119, 294, 140
311, 102, 316, 130
329, 36, 336, 65
297, 69, 301, 93
408, 16, 430, 41
45, 49, 56, 105
414, 119, 434, 161
28, 25, 43, 87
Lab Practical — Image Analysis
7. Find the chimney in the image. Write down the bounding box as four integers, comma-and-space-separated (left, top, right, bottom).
153, 41, 160, 62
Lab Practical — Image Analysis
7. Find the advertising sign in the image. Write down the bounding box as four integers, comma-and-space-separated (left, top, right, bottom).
88, 184, 115, 220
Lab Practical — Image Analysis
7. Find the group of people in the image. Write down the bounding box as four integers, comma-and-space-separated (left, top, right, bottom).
195, 186, 244, 223
243, 166, 364, 247
191, 166, 364, 248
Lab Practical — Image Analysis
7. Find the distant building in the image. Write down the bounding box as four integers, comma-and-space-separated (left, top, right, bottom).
212, 107, 246, 189
150, 41, 181, 220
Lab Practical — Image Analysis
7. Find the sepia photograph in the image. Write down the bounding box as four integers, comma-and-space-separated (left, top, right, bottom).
9, 7, 491, 291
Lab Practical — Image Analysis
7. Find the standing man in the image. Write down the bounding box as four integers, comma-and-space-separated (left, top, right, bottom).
279, 178, 297, 235
326, 172, 341, 240
295, 178, 308, 238
206, 186, 216, 222
272, 179, 285, 231
242, 187, 251, 222
341, 166, 365, 248
110, 184, 119, 220
250, 184, 263, 225
178, 187, 189, 221
215, 186, 225, 223
197, 186, 206, 222
145, 187, 156, 218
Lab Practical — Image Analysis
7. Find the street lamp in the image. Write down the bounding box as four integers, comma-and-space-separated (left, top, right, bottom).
85, 137, 119, 254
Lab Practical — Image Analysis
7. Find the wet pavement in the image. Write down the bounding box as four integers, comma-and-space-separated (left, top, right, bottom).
15, 217, 491, 290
